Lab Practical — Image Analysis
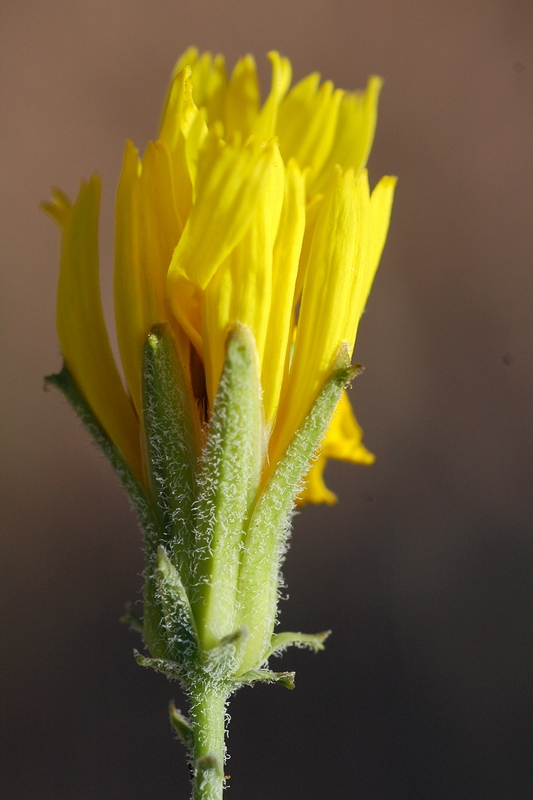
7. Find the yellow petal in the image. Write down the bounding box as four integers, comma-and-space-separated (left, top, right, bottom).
114, 140, 142, 414
361, 174, 397, 309
201, 145, 285, 406
189, 52, 227, 125
270, 167, 361, 465
341, 169, 371, 352
164, 49, 228, 128
45, 176, 143, 481
168, 46, 200, 81
292, 192, 324, 308
41, 187, 71, 226
158, 67, 204, 227
313, 76, 383, 192
158, 47, 198, 133
342, 172, 397, 349
275, 72, 320, 153
138, 140, 187, 353
159, 66, 196, 151
261, 158, 306, 425
184, 107, 209, 202
277, 75, 344, 185
253, 51, 292, 141
225, 55, 260, 140
114, 140, 184, 416
167, 136, 279, 346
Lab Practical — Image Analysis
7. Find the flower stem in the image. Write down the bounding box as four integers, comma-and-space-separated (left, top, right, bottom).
189, 682, 228, 800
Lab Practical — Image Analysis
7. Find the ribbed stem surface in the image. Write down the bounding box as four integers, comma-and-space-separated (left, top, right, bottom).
189, 684, 228, 800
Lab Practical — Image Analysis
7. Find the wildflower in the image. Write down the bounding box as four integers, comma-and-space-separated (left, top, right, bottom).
45, 48, 394, 503
45, 49, 395, 800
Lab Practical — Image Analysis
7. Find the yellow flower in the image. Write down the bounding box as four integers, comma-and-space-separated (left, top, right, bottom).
44, 48, 395, 503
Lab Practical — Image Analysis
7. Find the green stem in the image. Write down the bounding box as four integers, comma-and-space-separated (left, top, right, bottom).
189, 683, 228, 800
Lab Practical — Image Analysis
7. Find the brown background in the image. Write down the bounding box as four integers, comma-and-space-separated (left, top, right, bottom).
2, 1, 533, 798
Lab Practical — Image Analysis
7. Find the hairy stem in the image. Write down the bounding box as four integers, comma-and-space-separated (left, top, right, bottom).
189, 683, 228, 800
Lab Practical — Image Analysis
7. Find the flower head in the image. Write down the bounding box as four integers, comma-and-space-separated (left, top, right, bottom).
44, 48, 395, 504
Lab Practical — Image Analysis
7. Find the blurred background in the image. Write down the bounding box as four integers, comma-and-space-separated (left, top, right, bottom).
1, 1, 533, 798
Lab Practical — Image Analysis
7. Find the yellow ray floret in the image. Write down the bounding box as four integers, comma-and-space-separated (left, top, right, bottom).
43, 177, 143, 483
200, 144, 285, 407
268, 166, 370, 470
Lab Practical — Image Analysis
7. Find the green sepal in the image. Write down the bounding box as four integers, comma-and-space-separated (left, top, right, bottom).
45, 364, 160, 550
268, 630, 331, 657
119, 602, 144, 635
154, 546, 200, 664
142, 324, 200, 577
236, 344, 357, 673
236, 669, 296, 690
204, 627, 249, 680
169, 700, 194, 751
142, 573, 171, 660
191, 323, 262, 650
134, 650, 187, 682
